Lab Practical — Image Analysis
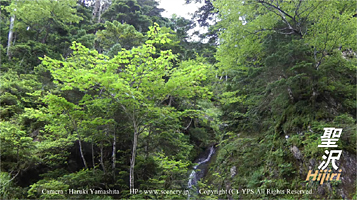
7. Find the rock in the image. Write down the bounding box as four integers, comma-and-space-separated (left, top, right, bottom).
317, 186, 325, 196
230, 166, 236, 177
290, 146, 302, 160
338, 151, 357, 198
309, 158, 316, 167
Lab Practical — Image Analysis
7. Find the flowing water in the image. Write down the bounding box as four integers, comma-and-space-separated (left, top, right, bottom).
187, 146, 215, 198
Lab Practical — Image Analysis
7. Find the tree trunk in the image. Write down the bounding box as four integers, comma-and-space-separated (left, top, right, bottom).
71, 117, 88, 169
41, 31, 49, 44
100, 142, 106, 173
7, 15, 15, 59
78, 137, 88, 169
112, 127, 116, 178
97, 0, 103, 23
92, 0, 101, 22
91, 140, 95, 169
145, 130, 149, 159
129, 129, 138, 191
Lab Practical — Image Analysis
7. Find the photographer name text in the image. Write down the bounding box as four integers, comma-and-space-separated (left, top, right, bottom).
42, 189, 120, 195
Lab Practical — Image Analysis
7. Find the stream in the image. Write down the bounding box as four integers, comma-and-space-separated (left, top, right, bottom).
187, 146, 215, 198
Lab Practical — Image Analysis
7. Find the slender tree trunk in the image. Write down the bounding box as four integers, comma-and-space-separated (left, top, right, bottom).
7, 15, 15, 59
92, 0, 101, 22
78, 136, 88, 169
122, 104, 140, 191
91, 140, 95, 169
70, 116, 88, 169
112, 126, 116, 178
129, 127, 138, 191
41, 31, 49, 44
100, 142, 106, 173
145, 132, 149, 159
97, 0, 103, 23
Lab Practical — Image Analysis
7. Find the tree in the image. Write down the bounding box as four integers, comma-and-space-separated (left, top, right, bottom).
40, 23, 211, 191
6, 11, 15, 59
0, 121, 36, 185
95, 20, 145, 53
186, 0, 219, 44
92, 0, 101, 22
101, 0, 165, 32
3, 0, 83, 70
214, 0, 356, 71
101, 0, 150, 32
6, 0, 82, 44
207, 2, 357, 198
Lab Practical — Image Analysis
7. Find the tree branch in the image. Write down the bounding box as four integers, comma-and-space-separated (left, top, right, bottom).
294, 0, 303, 22
184, 118, 193, 130
257, 0, 296, 22
1, 170, 20, 190
257, 0, 302, 36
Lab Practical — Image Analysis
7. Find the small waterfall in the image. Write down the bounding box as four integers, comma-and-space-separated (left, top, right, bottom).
187, 146, 215, 190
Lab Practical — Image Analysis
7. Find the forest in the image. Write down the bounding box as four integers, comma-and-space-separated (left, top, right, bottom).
0, 0, 356, 199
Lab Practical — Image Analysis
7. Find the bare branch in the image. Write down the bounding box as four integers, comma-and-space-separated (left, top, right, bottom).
257, 0, 302, 36
184, 118, 193, 130
257, 0, 296, 22
98, 87, 104, 97
294, 0, 303, 21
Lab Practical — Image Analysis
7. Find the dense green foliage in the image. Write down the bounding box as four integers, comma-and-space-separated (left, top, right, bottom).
206, 0, 357, 199
0, 0, 356, 199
